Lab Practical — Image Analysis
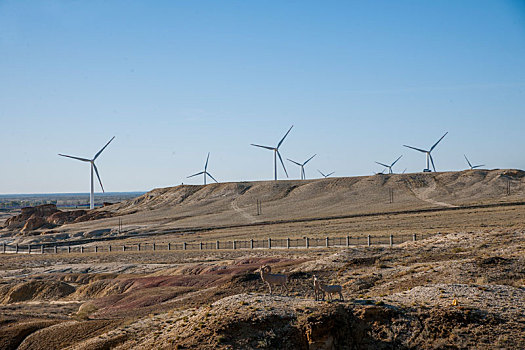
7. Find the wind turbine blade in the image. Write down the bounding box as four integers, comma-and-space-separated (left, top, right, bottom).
58, 154, 91, 162
94, 136, 115, 160
251, 144, 275, 151
206, 172, 219, 183
277, 125, 293, 149
277, 151, 288, 177
205, 152, 210, 171
402, 168, 407, 174
326, 171, 334, 177
318, 170, 326, 177
303, 154, 316, 165
93, 163, 104, 193
403, 145, 428, 153
187, 171, 205, 178
391, 155, 403, 167
430, 132, 448, 152
375, 161, 390, 168
464, 154, 473, 168
287, 158, 302, 166
430, 154, 436, 172
473, 165, 485, 169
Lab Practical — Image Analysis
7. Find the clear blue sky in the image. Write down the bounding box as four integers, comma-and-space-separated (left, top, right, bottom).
1, 1, 524, 194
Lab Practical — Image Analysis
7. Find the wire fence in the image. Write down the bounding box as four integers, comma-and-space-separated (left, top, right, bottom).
0, 233, 433, 255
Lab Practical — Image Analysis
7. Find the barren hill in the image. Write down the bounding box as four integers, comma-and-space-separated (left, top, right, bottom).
78, 169, 525, 230
3, 169, 524, 244
115, 168, 524, 212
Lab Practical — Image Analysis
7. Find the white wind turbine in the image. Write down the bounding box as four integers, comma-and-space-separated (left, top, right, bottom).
287, 154, 316, 180
187, 152, 218, 185
375, 155, 403, 174
464, 155, 484, 170
251, 125, 293, 181
403, 132, 448, 172
59, 136, 115, 209
318, 170, 335, 178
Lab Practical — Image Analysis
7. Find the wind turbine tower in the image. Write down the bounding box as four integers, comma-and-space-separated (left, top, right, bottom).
464, 155, 484, 170
318, 170, 335, 178
251, 125, 293, 181
375, 155, 403, 174
187, 152, 218, 185
403, 132, 448, 172
59, 136, 115, 210
287, 154, 316, 180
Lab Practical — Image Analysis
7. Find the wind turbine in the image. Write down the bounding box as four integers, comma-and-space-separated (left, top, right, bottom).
464, 155, 484, 170
251, 125, 293, 181
187, 152, 218, 185
318, 170, 335, 178
403, 132, 448, 172
287, 154, 316, 180
59, 136, 115, 210
375, 155, 403, 174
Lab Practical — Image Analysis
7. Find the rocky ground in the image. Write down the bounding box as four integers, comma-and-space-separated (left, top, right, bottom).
0, 227, 523, 349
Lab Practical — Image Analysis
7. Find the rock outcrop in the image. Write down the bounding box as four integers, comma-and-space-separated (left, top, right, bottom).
22, 216, 49, 233
4, 204, 59, 230
0, 280, 75, 304
2, 204, 114, 233
47, 210, 87, 226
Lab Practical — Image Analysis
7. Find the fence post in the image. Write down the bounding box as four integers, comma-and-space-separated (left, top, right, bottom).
68, 246, 71, 253
413, 233, 417, 242
138, 243, 141, 251
183, 242, 187, 250
41, 245, 44, 254
346, 236, 350, 247
200, 242, 203, 250
109, 245, 112, 252
306, 237, 310, 248
81, 246, 84, 253
268, 238, 271, 249
286, 238, 290, 249
153, 243, 156, 251
54, 246, 57, 254
367, 235, 371, 247
326, 237, 329, 248
28, 245, 31, 254
16, 244, 19, 253
95, 246, 98, 253
122, 245, 125, 252
250, 239, 254, 249
168, 242, 171, 251
233, 240, 236, 250
390, 235, 393, 247
216, 240, 219, 250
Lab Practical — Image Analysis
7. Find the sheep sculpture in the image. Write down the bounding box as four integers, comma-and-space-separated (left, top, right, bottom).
259, 265, 288, 295
313, 275, 344, 302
